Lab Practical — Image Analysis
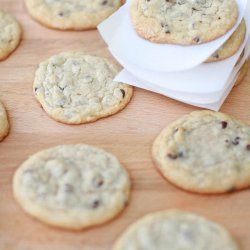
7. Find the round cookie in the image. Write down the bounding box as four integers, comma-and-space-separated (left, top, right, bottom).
152, 110, 250, 194
0, 101, 9, 142
33, 52, 133, 124
13, 144, 131, 230
131, 0, 239, 45
234, 59, 249, 87
113, 210, 239, 250
0, 10, 22, 60
25, 0, 122, 30
206, 20, 246, 63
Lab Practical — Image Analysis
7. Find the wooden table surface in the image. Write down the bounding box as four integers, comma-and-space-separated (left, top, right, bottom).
1, 1, 250, 249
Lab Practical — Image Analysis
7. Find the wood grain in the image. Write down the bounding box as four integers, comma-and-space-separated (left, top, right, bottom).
1, 1, 250, 249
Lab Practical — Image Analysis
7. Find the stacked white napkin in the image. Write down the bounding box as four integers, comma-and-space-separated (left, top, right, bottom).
98, 0, 250, 110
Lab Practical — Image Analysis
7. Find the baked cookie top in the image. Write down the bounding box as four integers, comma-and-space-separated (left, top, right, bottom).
25, 0, 122, 30
113, 210, 239, 250
0, 10, 22, 60
153, 110, 250, 194
13, 144, 131, 229
131, 0, 238, 45
34, 52, 133, 124
207, 19, 246, 63
0, 101, 9, 142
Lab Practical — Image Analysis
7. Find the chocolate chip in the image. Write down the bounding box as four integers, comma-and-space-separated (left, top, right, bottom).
124, 199, 129, 206
92, 200, 100, 209
178, 152, 184, 157
212, 52, 219, 59
34, 87, 38, 92
167, 152, 183, 160
64, 184, 74, 193
96, 179, 104, 187
93, 175, 104, 188
227, 186, 236, 193
232, 137, 241, 145
174, 128, 179, 134
246, 145, 250, 151
167, 153, 178, 160
58, 12, 64, 17
193, 37, 200, 43
102, 0, 108, 4
97, 180, 103, 187
120, 89, 126, 98
161, 23, 171, 34
221, 121, 228, 129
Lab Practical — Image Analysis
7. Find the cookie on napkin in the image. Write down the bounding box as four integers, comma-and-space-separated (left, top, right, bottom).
131, 0, 239, 45
206, 20, 246, 63
235, 59, 249, 87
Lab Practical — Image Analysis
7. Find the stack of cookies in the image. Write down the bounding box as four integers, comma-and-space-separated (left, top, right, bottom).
98, 0, 250, 110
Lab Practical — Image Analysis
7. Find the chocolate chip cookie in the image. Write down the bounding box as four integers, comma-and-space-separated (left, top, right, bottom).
13, 144, 131, 229
25, 0, 122, 30
113, 210, 239, 250
207, 20, 246, 63
131, 0, 238, 45
34, 52, 133, 124
0, 10, 22, 60
0, 101, 9, 142
153, 110, 250, 194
